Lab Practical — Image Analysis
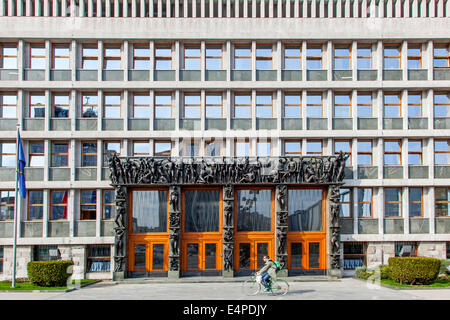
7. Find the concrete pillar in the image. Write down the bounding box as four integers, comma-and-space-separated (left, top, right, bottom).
222, 185, 234, 277
168, 186, 181, 279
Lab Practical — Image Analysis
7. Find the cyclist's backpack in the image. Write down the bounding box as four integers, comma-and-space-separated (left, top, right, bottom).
273, 260, 281, 273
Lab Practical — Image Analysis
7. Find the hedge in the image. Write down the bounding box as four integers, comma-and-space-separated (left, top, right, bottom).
27, 260, 74, 287
388, 257, 440, 285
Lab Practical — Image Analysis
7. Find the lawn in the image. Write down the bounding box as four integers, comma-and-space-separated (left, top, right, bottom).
380, 279, 450, 289
0, 279, 99, 291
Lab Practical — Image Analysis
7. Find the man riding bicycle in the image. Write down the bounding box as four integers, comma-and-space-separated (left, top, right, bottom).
256, 256, 277, 292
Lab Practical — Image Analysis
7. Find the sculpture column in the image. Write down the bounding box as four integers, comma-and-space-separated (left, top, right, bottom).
168, 186, 181, 279
222, 185, 234, 277
327, 184, 342, 278
112, 186, 128, 281
275, 184, 288, 277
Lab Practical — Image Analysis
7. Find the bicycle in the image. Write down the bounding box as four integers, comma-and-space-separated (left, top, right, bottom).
242, 273, 289, 296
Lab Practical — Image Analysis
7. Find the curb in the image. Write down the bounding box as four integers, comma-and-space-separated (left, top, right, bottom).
353, 277, 450, 290
0, 280, 102, 293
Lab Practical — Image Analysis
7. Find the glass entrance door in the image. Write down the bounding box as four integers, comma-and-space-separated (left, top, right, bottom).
130, 242, 168, 276
181, 188, 222, 276
237, 240, 272, 272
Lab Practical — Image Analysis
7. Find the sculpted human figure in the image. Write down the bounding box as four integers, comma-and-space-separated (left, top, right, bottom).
223, 245, 233, 271
169, 189, 179, 211
224, 202, 233, 226
174, 158, 184, 183
169, 229, 179, 255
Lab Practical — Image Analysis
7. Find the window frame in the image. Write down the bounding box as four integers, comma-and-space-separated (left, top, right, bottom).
80, 189, 97, 220
29, 43, 45, 69
0, 190, 14, 221
52, 43, 70, 70
283, 44, 301, 70
86, 245, 111, 272
234, 138, 251, 157
102, 190, 115, 220
154, 44, 173, 70
434, 139, 450, 165
82, 43, 99, 70
357, 44, 372, 70
408, 139, 423, 166
357, 92, 373, 118
29, 92, 46, 118
81, 92, 98, 118
306, 44, 323, 70
183, 44, 201, 70
407, 43, 422, 69
132, 140, 150, 157
409, 187, 423, 218
51, 141, 69, 167
358, 187, 373, 218
52, 92, 70, 118
433, 43, 450, 69
132, 43, 150, 70
339, 188, 353, 218
103, 92, 121, 119
306, 92, 323, 118
283, 92, 301, 118
81, 141, 98, 167
384, 139, 402, 166
256, 139, 272, 157
283, 139, 302, 157
383, 92, 402, 118
333, 92, 352, 118
205, 44, 223, 70
205, 92, 223, 119
407, 91, 422, 118
0, 43, 18, 69
306, 139, 323, 156
50, 190, 68, 220
357, 139, 373, 166
204, 139, 223, 157
132, 92, 150, 119
0, 141, 16, 167
333, 44, 351, 70
183, 92, 201, 119
154, 92, 172, 119
234, 43, 251, 70
154, 140, 172, 157
255, 92, 273, 118
383, 43, 401, 69
0, 92, 17, 119
103, 140, 121, 167
433, 92, 450, 118
234, 92, 252, 119
384, 187, 402, 218
334, 139, 352, 166
29, 140, 45, 167
255, 44, 273, 70
27, 189, 44, 220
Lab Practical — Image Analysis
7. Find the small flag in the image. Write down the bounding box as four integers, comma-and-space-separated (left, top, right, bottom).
62, 191, 68, 218
17, 132, 26, 199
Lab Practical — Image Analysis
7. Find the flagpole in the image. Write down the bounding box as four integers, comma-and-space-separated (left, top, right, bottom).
11, 125, 20, 288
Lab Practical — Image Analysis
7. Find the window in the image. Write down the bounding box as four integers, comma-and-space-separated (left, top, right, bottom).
256, 140, 271, 157
357, 140, 372, 166
28, 190, 43, 220
407, 44, 422, 69
155, 45, 172, 70
50, 190, 68, 220
154, 141, 172, 157
34, 245, 60, 261
395, 242, 417, 257
235, 139, 250, 157
384, 93, 401, 118
435, 140, 450, 165
30, 44, 45, 69
0, 43, 17, 69
433, 44, 450, 68
357, 92, 372, 117
81, 190, 97, 220
52, 93, 69, 118
384, 140, 401, 165
306, 140, 322, 156
81, 93, 98, 118
334, 45, 351, 69
205, 140, 222, 157
447, 242, 450, 259
0, 142, 15, 167
0, 93, 17, 118
385, 188, 402, 217
205, 45, 222, 70
434, 92, 450, 117
384, 44, 401, 69
284, 93, 301, 118
283, 140, 301, 156
0, 247, 3, 273
409, 187, 423, 217
29, 93, 45, 118
334, 140, 351, 166
284, 44, 301, 70
408, 92, 422, 118
435, 188, 450, 217
256, 45, 272, 70
180, 140, 199, 157
184, 44, 200, 70
103, 141, 120, 166
343, 242, 366, 270
234, 93, 251, 118
183, 93, 201, 119
357, 45, 372, 70
234, 44, 251, 70
51, 141, 69, 167
358, 188, 372, 217
306, 45, 322, 70
184, 189, 220, 233
87, 245, 111, 272
131, 190, 168, 232
0, 190, 14, 220
205, 93, 223, 118
237, 189, 271, 232
408, 140, 422, 165
52, 44, 70, 70
81, 141, 97, 167
29, 141, 44, 167
333, 93, 351, 118
132, 141, 149, 157
82, 44, 98, 70
340, 188, 352, 217
102, 190, 115, 220
154, 93, 172, 119
256, 93, 273, 118
306, 93, 322, 117
133, 44, 150, 70
288, 189, 323, 231
133, 93, 150, 118
103, 93, 121, 118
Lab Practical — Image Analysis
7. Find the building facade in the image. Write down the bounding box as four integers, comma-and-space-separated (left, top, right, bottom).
0, 0, 449, 280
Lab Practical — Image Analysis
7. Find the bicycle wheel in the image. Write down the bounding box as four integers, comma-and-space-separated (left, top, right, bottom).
242, 278, 261, 296
270, 279, 289, 296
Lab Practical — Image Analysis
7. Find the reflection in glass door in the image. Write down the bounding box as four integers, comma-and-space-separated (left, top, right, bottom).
237, 241, 271, 272
131, 242, 167, 275
256, 242, 269, 269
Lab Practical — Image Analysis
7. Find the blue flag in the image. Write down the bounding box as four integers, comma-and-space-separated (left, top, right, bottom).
17, 132, 26, 199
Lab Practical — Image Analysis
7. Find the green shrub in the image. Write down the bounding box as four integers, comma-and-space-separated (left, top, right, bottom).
379, 265, 392, 280
439, 259, 450, 275
27, 260, 74, 287
355, 266, 375, 280
388, 257, 440, 285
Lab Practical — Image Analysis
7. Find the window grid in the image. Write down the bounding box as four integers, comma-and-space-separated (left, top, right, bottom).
256, 44, 273, 70
408, 92, 422, 118
81, 141, 97, 167
50, 190, 68, 220
103, 44, 121, 70
384, 139, 402, 165
284, 44, 301, 70
333, 93, 351, 118
433, 44, 450, 68
409, 187, 423, 217
155, 44, 172, 70
81, 93, 98, 118
234, 93, 251, 119
154, 140, 172, 156
205, 45, 223, 70
384, 44, 401, 69
334, 45, 351, 70
385, 188, 402, 217
28, 190, 43, 220
103, 93, 121, 119
52, 93, 70, 118
80, 189, 97, 220
205, 93, 223, 118
306, 44, 322, 70
408, 140, 423, 165
29, 141, 44, 167
133, 44, 150, 70
30, 43, 45, 69
51, 141, 69, 167
357, 140, 373, 166
283, 92, 301, 118
52, 44, 70, 69
0, 43, 17, 69
154, 93, 172, 119
103, 141, 120, 166
255, 92, 273, 118
407, 44, 422, 69
82, 44, 98, 70
384, 92, 402, 118
358, 188, 373, 218
357, 44, 372, 70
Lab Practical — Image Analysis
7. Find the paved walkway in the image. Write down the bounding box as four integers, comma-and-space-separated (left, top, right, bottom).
0, 278, 448, 300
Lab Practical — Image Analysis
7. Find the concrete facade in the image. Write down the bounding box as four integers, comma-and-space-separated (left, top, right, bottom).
0, 0, 449, 280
